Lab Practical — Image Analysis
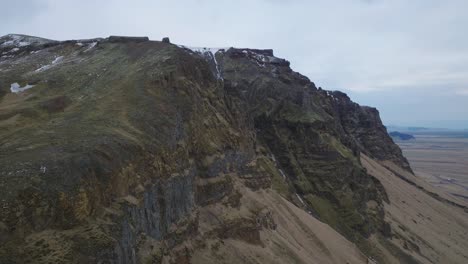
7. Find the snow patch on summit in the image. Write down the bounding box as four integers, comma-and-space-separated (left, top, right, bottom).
178, 45, 229, 80
0, 34, 54, 48
240, 49, 285, 68
181, 46, 225, 55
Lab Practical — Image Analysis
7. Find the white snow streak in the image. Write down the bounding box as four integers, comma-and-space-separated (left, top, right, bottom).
278, 169, 287, 180
179, 46, 228, 79
51, 56, 63, 64
296, 193, 306, 206
34, 56, 64, 72
10, 82, 35, 93
18, 41, 30, 47
83, 42, 97, 52
1, 35, 31, 48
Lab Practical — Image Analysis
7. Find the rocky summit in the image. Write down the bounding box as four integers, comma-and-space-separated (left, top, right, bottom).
0, 34, 467, 264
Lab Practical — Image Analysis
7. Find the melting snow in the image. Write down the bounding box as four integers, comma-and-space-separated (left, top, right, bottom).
1, 47, 20, 54
212, 52, 221, 79
1, 35, 31, 47
10, 82, 35, 93
270, 155, 276, 162
241, 49, 276, 68
83, 42, 97, 52
1, 40, 14, 46
325, 90, 339, 101
1, 34, 53, 48
278, 169, 287, 180
18, 41, 30, 47
182, 46, 224, 55
34, 56, 64, 72
51, 56, 63, 64
296, 193, 306, 206
179, 46, 228, 79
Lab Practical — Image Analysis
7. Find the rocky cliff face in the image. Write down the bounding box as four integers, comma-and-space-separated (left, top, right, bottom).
219, 48, 390, 243
0, 35, 465, 264
329, 91, 412, 172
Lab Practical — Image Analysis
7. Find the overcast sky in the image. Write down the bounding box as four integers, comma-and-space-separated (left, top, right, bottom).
2, 0, 468, 128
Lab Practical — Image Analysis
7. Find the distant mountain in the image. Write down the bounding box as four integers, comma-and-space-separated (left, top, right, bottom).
406, 126, 429, 131
389, 131, 415, 140
387, 124, 468, 132
387, 125, 433, 131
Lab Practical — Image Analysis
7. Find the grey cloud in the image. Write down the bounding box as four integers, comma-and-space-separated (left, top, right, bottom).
1, 0, 46, 30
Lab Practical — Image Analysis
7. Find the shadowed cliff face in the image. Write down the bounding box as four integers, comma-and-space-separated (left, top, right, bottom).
218, 48, 392, 251
328, 91, 412, 172
0, 35, 433, 264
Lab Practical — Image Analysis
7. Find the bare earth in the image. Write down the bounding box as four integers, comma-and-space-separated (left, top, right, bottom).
192, 154, 468, 264
362, 155, 468, 264
191, 179, 368, 264
396, 134, 468, 202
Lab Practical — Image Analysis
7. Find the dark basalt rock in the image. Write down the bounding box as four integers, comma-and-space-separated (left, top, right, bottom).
108, 35, 149, 43
329, 91, 412, 172
219, 48, 399, 246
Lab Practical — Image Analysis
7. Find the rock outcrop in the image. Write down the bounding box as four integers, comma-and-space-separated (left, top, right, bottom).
108, 36, 149, 43
328, 91, 412, 172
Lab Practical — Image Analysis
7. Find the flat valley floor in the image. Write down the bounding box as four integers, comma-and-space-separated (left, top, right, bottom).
396, 132, 468, 203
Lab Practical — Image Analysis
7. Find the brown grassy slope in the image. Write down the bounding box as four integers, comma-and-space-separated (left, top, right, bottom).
362, 154, 468, 264
190, 178, 368, 264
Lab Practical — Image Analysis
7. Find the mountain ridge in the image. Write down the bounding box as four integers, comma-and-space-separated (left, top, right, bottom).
0, 34, 466, 264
